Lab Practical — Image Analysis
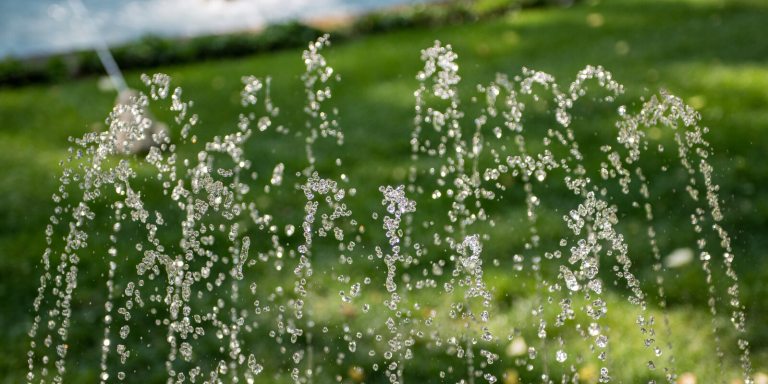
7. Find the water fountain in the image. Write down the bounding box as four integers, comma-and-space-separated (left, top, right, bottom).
24, 35, 754, 384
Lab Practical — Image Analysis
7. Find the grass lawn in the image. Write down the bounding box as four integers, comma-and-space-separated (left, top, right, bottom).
1, 0, 767, 382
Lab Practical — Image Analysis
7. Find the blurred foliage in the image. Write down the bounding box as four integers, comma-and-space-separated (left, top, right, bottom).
0, 21, 322, 88
0, 0, 575, 88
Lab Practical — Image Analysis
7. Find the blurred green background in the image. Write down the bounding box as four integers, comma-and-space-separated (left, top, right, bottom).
1, 0, 767, 382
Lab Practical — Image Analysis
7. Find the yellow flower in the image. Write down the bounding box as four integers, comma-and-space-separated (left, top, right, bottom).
503, 369, 519, 384
578, 363, 597, 383
348, 366, 365, 383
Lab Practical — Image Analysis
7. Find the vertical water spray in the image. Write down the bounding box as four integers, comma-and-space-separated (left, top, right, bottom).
23, 36, 754, 384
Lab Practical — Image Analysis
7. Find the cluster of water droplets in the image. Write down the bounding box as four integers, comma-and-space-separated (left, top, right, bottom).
24, 36, 753, 384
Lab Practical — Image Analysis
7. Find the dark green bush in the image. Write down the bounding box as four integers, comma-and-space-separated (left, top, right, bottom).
344, 0, 538, 37
0, 0, 576, 88
0, 58, 24, 86
258, 22, 324, 51
75, 51, 103, 76
0, 21, 322, 88
0, 57, 57, 86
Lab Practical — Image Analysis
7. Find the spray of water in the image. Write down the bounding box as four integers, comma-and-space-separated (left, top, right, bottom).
24, 36, 753, 384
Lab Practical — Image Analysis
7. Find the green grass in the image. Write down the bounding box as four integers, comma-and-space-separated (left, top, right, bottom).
1, 0, 768, 382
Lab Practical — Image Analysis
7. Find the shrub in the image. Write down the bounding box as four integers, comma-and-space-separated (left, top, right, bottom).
0, 0, 577, 88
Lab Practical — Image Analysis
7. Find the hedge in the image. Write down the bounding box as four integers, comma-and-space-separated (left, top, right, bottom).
0, 0, 575, 88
